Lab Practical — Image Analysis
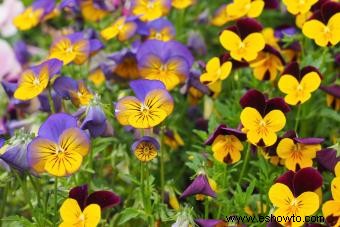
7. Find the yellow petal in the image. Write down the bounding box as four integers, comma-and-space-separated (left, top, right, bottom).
145, 89, 174, 116
73, 40, 89, 65
328, 13, 340, 45
332, 177, 340, 201
302, 20, 328, 47
240, 107, 263, 130
277, 138, 295, 159
14, 70, 47, 101
247, 129, 262, 145
208, 81, 222, 94
284, 93, 301, 105
101, 26, 119, 40
28, 138, 58, 173
262, 131, 278, 147
322, 200, 340, 220
248, 0, 264, 17
128, 106, 167, 129
219, 30, 242, 51
264, 110, 286, 132
206, 57, 221, 73
300, 72, 321, 93
269, 183, 293, 207
243, 33, 265, 53
278, 74, 300, 94
83, 204, 101, 226
220, 61, 232, 80
44, 152, 83, 177
296, 191, 319, 216
49, 39, 76, 65
115, 96, 142, 126
60, 198, 82, 224
335, 162, 340, 177
59, 128, 90, 156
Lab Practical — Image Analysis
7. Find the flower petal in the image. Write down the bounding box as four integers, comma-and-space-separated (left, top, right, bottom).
83, 204, 101, 226
269, 183, 293, 207
44, 151, 83, 177
60, 198, 82, 223
86, 191, 121, 210
59, 128, 90, 156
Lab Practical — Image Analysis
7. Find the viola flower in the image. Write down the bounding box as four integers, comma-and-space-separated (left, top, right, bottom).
282, 0, 317, 15
13, 41, 30, 66
317, 148, 340, 174
226, 0, 265, 19
101, 16, 138, 41
240, 89, 290, 147
195, 219, 226, 227
80, 0, 109, 22
115, 79, 174, 128
0, 0, 24, 37
276, 131, 323, 171
295, 11, 313, 28
205, 124, 246, 164
164, 129, 184, 150
60, 184, 120, 227
195, 178, 217, 201
53, 76, 94, 107
13, 59, 63, 101
320, 84, 340, 111
13, 0, 56, 31
219, 18, 265, 62
88, 68, 106, 87
164, 187, 180, 210
27, 113, 90, 177
172, 0, 195, 9
211, 4, 236, 27
302, 1, 340, 47
136, 40, 194, 90
249, 45, 285, 81
269, 183, 319, 227
131, 0, 171, 22
200, 57, 232, 95
262, 28, 280, 50
146, 18, 175, 41
278, 62, 322, 105
49, 32, 103, 65
79, 104, 108, 138
131, 136, 160, 162
180, 173, 216, 199
323, 176, 340, 227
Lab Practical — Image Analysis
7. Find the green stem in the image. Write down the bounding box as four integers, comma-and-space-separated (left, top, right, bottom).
28, 174, 41, 208
53, 178, 58, 227
217, 165, 228, 218
160, 131, 165, 201
15, 172, 34, 213
294, 104, 302, 132
238, 144, 250, 185
0, 184, 8, 226
48, 87, 56, 114
145, 163, 153, 225
204, 199, 209, 219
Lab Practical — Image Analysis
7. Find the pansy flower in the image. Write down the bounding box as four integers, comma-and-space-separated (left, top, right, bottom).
80, 0, 110, 22
88, 68, 106, 87
323, 175, 340, 227
200, 57, 232, 95
211, 4, 237, 27
278, 62, 322, 105
276, 130, 323, 171
282, 0, 317, 15
115, 79, 174, 129
101, 16, 138, 41
205, 124, 246, 164
269, 168, 322, 227
49, 32, 103, 65
226, 0, 265, 19
302, 1, 340, 47
79, 104, 108, 138
53, 76, 94, 107
317, 148, 340, 174
13, 0, 56, 31
146, 18, 175, 41
136, 40, 194, 90
131, 136, 160, 162
60, 184, 120, 227
14, 59, 63, 101
180, 173, 216, 199
219, 18, 265, 62
131, 0, 171, 22
164, 129, 184, 150
172, 0, 195, 9
249, 45, 285, 81
320, 84, 340, 111
27, 113, 90, 177
240, 89, 290, 147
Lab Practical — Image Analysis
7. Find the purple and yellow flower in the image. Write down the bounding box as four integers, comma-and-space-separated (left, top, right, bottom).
219, 18, 265, 62
278, 62, 322, 105
172, 0, 195, 9
146, 18, 175, 41
88, 68, 106, 87
131, 0, 171, 22
249, 44, 285, 81
80, 0, 110, 22
131, 136, 160, 162
80, 105, 108, 138
13, 0, 56, 31
276, 131, 323, 171
180, 173, 216, 199
205, 124, 246, 164
53, 76, 94, 107
282, 0, 317, 15
317, 148, 340, 174
115, 79, 174, 129
240, 89, 290, 147
302, 1, 340, 47
27, 113, 90, 177
226, 0, 265, 19
200, 57, 232, 95
136, 40, 194, 90
101, 16, 138, 41
60, 184, 120, 227
320, 84, 340, 111
49, 32, 103, 65
163, 129, 184, 150
13, 59, 63, 101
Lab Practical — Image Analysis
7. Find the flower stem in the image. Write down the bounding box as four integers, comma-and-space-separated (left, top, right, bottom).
294, 104, 302, 132
0, 183, 8, 226
160, 130, 165, 201
204, 199, 209, 219
28, 174, 41, 208
217, 165, 228, 218
53, 177, 58, 227
238, 144, 250, 185
48, 86, 56, 114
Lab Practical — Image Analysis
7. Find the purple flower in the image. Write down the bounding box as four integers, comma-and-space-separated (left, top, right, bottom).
131, 136, 160, 162
146, 18, 175, 41
180, 174, 216, 199
13, 41, 30, 66
316, 148, 340, 173
81, 105, 107, 138
69, 184, 121, 210
320, 84, 340, 111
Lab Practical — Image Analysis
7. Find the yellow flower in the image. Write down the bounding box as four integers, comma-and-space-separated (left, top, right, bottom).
295, 11, 313, 28
80, 0, 108, 22
101, 17, 137, 41
211, 135, 244, 164
172, 0, 195, 9
240, 107, 286, 146
219, 30, 265, 62
89, 69, 106, 87
211, 5, 238, 26
132, 0, 168, 22
282, 0, 318, 15
276, 138, 321, 171
322, 177, 340, 227
69, 81, 94, 107
269, 183, 319, 227
249, 51, 284, 81
302, 13, 340, 47
200, 57, 232, 95
227, 0, 265, 19
59, 198, 101, 227
13, 7, 43, 31
336, 162, 340, 176
278, 72, 321, 105
262, 28, 280, 50
132, 136, 159, 162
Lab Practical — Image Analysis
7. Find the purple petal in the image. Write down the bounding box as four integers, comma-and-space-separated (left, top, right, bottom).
0, 143, 29, 171
38, 113, 78, 142
320, 85, 340, 98
317, 148, 340, 173
38, 93, 62, 113
45, 59, 64, 77
81, 105, 107, 138
301, 66, 322, 80
86, 191, 121, 210
53, 76, 78, 99
69, 184, 88, 210
293, 137, 324, 145
13, 41, 30, 65
321, 1, 340, 23
265, 98, 291, 114
32, 0, 56, 16
129, 79, 166, 101
264, 0, 279, 9
293, 167, 323, 196
281, 62, 300, 79
205, 124, 246, 145
240, 89, 266, 114
1, 81, 17, 97
236, 18, 263, 39
89, 39, 104, 53
180, 174, 216, 199
59, 0, 80, 11
274, 26, 298, 39
131, 136, 160, 153
195, 219, 225, 227
275, 170, 295, 193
